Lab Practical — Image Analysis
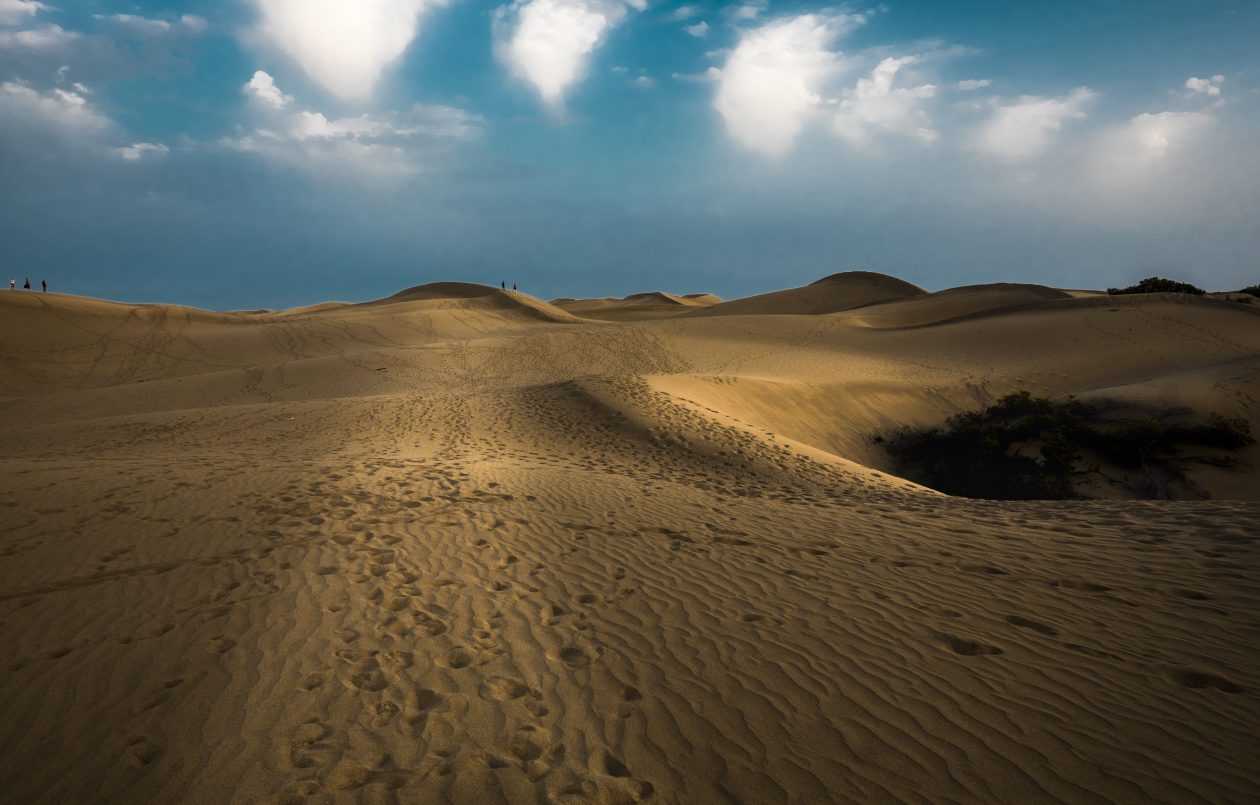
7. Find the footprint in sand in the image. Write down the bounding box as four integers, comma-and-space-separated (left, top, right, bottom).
558, 645, 598, 668
510, 724, 566, 778
334, 652, 389, 692
1005, 615, 1058, 636
479, 676, 530, 701
288, 720, 339, 770
941, 635, 1003, 656
1170, 669, 1244, 694
617, 686, 643, 719
438, 647, 473, 670
124, 737, 163, 769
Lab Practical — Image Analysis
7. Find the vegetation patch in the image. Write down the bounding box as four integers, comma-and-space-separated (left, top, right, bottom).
1107, 277, 1205, 296
876, 391, 1253, 500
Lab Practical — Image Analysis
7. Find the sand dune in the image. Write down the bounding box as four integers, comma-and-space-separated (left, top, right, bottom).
1, 279, 1257, 804
553, 291, 722, 322
690, 271, 925, 317
842, 282, 1072, 328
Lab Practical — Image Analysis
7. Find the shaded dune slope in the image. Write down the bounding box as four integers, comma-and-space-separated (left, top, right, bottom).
691, 271, 925, 317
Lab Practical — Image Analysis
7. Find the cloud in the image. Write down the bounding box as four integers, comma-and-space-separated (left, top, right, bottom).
976, 87, 1093, 163
96, 14, 173, 35
956, 78, 990, 91
630, 75, 653, 89
668, 5, 700, 21
1185, 75, 1224, 97
713, 13, 856, 156
0, 80, 110, 136
95, 13, 210, 36
252, 0, 445, 101
493, 0, 640, 107
244, 69, 293, 109
1089, 110, 1214, 187
0, 23, 77, 48
684, 21, 708, 38
672, 66, 721, 83
228, 71, 481, 177
116, 142, 169, 160
1121, 111, 1213, 158
731, 3, 765, 22
0, 0, 47, 25
832, 56, 936, 146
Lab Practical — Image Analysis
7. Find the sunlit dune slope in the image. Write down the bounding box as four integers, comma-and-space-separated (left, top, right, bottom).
0, 277, 1258, 805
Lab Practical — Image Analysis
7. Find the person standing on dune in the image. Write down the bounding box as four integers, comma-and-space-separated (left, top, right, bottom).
41, 280, 46, 293
23, 278, 29, 290
8, 278, 13, 290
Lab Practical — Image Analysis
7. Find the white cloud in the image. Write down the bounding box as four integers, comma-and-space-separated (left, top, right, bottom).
956, 78, 990, 91
714, 13, 856, 156
1185, 75, 1224, 97
684, 21, 708, 38
669, 4, 699, 21
0, 81, 110, 135
1123, 111, 1212, 158
244, 70, 293, 109
493, 0, 641, 107
1090, 110, 1213, 185
181, 15, 209, 34
96, 13, 172, 34
832, 56, 936, 146
229, 71, 481, 177
976, 87, 1093, 163
610, 64, 628, 73
731, 3, 765, 21
0, 0, 48, 25
115, 142, 169, 160
630, 75, 654, 89
1078, 108, 1214, 199
0, 23, 78, 48
252, 0, 445, 101
672, 66, 721, 83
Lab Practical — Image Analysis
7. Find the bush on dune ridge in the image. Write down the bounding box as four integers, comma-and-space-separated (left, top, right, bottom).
878, 391, 1253, 500
1107, 277, 1206, 296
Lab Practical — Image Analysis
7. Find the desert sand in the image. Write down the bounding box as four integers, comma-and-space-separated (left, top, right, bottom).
0, 273, 1257, 804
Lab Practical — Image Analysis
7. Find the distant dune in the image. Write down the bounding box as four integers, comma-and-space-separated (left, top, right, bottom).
1, 274, 1258, 804
843, 282, 1073, 328
553, 290, 723, 322
690, 270, 926, 317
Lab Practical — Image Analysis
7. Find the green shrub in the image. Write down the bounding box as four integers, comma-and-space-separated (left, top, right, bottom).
1237, 284, 1260, 297
1107, 277, 1206, 296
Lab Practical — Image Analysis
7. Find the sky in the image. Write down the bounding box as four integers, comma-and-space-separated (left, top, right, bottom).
1, 0, 1257, 309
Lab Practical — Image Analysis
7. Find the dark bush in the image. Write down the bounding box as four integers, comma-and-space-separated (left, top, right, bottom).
1236, 284, 1260, 297
1107, 277, 1206, 296
1170, 414, 1255, 450
879, 392, 1252, 500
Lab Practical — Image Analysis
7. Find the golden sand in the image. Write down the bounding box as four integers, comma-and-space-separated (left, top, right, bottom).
1, 275, 1256, 803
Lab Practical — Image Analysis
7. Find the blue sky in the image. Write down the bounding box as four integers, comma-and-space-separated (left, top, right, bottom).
1, 0, 1257, 309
